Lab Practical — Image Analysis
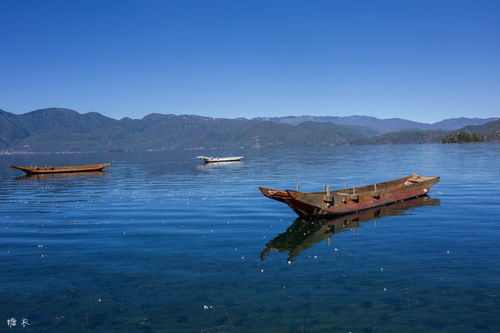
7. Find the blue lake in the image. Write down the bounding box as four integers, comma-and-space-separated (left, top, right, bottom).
1, 144, 499, 332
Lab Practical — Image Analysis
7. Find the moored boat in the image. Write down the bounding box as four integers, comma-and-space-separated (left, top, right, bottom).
9, 163, 111, 175
196, 155, 244, 163
259, 173, 440, 217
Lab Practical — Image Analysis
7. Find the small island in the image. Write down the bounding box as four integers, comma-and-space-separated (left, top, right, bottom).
442, 132, 486, 144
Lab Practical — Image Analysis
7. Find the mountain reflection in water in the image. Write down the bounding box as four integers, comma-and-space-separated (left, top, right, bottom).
261, 196, 440, 262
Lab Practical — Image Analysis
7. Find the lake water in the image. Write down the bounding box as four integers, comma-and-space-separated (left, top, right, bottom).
1, 144, 499, 332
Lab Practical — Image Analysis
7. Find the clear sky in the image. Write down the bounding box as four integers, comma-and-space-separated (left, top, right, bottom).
0, 0, 499, 122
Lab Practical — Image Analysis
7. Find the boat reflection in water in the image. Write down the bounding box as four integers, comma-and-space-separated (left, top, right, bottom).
197, 161, 243, 170
261, 196, 440, 262
16, 171, 108, 181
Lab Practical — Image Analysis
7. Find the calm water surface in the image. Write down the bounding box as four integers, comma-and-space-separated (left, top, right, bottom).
0, 144, 499, 332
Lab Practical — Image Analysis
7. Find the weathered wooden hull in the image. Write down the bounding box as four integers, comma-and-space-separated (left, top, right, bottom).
9, 163, 111, 175
260, 174, 440, 217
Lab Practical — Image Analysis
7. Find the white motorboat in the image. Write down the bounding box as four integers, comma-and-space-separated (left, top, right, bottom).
196, 155, 245, 163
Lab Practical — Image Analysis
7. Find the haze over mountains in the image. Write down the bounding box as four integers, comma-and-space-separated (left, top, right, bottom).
254, 116, 498, 132
0, 108, 498, 152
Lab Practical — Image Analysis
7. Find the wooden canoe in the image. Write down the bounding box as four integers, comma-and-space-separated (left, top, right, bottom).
196, 155, 244, 163
9, 163, 111, 175
259, 173, 440, 217
261, 196, 440, 261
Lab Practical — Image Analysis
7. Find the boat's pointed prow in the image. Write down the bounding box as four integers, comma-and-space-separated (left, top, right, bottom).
259, 187, 279, 198
258, 187, 271, 197
259, 187, 293, 203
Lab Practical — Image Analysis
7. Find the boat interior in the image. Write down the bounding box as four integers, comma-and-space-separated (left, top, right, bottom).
295, 174, 437, 196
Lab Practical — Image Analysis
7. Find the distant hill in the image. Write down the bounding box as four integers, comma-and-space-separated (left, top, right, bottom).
1, 108, 498, 152
444, 119, 500, 143
442, 132, 485, 144
431, 117, 499, 131
356, 130, 447, 145
0, 108, 370, 152
255, 115, 499, 132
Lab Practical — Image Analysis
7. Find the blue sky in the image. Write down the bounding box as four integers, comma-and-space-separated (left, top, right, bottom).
0, 0, 499, 122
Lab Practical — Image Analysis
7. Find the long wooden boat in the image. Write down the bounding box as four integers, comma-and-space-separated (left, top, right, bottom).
196, 155, 244, 163
261, 196, 440, 261
259, 173, 440, 217
9, 163, 111, 175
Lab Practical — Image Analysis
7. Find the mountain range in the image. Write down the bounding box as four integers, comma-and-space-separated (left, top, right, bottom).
0, 108, 498, 152
254, 115, 498, 132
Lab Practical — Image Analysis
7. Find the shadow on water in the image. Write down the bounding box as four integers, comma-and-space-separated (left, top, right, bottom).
261, 196, 440, 262
14, 171, 109, 181
196, 161, 243, 170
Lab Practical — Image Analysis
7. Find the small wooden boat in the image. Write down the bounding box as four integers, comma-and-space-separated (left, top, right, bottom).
196, 155, 244, 163
9, 163, 111, 175
259, 173, 440, 217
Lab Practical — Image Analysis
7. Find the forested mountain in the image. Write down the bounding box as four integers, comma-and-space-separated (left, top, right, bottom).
0, 108, 498, 152
0, 108, 369, 151
358, 130, 447, 145
443, 119, 500, 143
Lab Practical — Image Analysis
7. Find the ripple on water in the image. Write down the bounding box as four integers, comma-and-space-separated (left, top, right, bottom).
0, 145, 499, 332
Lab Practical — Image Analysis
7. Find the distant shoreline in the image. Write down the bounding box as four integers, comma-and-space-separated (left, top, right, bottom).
2, 142, 499, 156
